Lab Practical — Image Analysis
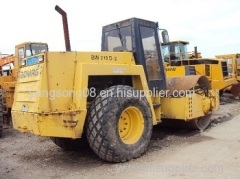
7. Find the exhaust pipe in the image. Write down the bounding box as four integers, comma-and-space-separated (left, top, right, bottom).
55, 5, 71, 51
194, 46, 198, 58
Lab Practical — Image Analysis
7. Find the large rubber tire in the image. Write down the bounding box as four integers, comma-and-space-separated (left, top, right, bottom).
86, 85, 153, 162
51, 135, 88, 151
0, 89, 3, 138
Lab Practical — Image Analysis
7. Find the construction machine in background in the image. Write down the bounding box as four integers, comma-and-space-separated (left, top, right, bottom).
161, 31, 239, 95
165, 57, 238, 93
0, 42, 48, 137
216, 53, 240, 99
215, 53, 240, 81
11, 6, 219, 162
0, 54, 14, 137
162, 40, 202, 63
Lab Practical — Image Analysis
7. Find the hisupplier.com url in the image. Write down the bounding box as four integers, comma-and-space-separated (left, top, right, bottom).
115, 164, 223, 174
28, 87, 195, 100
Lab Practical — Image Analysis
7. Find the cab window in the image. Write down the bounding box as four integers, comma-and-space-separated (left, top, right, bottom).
18, 47, 24, 59
237, 57, 240, 66
140, 26, 161, 80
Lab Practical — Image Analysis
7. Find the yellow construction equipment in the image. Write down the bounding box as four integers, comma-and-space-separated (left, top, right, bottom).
215, 53, 240, 81
162, 40, 202, 62
215, 53, 240, 99
165, 58, 238, 92
0, 42, 48, 137
12, 6, 219, 162
161, 32, 238, 94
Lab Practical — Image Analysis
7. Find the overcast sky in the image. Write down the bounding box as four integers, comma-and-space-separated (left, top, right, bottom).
0, 0, 239, 57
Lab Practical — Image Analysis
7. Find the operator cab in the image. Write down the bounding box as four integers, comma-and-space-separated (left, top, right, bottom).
101, 17, 166, 90
15, 42, 48, 67
162, 41, 189, 63
0, 55, 14, 77
0, 42, 48, 77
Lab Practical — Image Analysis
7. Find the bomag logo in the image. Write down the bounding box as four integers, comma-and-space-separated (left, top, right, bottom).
165, 67, 176, 71
20, 66, 40, 78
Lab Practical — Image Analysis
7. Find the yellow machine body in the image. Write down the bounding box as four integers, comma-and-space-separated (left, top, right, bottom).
216, 53, 240, 81
162, 39, 238, 91
12, 51, 219, 138
12, 52, 152, 138
0, 55, 17, 114
0, 42, 48, 115
10, 14, 221, 162
165, 58, 238, 91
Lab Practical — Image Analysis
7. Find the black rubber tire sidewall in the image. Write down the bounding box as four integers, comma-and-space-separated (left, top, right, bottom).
86, 85, 153, 162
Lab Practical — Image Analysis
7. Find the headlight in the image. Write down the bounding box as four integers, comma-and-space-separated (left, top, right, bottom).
38, 55, 44, 62
21, 60, 26, 66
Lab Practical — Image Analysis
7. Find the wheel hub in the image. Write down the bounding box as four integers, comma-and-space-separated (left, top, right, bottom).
118, 107, 144, 144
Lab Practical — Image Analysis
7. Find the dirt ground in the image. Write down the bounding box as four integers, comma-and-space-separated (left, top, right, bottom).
1, 94, 240, 179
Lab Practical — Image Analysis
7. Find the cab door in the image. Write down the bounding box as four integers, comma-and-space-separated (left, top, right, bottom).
134, 21, 166, 91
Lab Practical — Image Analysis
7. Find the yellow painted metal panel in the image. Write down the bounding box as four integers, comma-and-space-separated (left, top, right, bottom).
161, 90, 219, 121
12, 50, 220, 139
12, 51, 157, 138
73, 63, 157, 124
165, 66, 185, 76
12, 110, 87, 138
